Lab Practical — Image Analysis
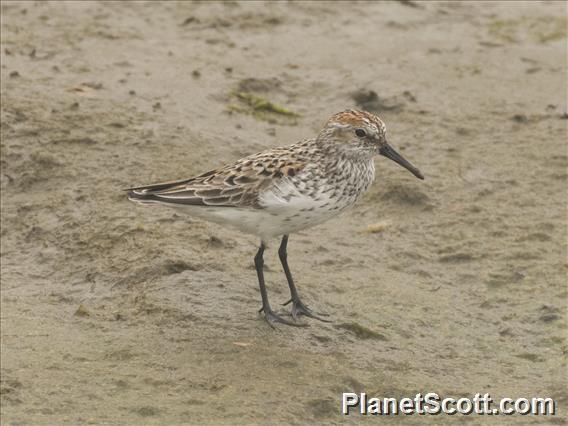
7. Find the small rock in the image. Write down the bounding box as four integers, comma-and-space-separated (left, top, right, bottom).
352, 89, 404, 113
133, 406, 159, 417
439, 253, 474, 263
365, 221, 391, 234
82, 82, 103, 90
114, 312, 126, 321
74, 304, 90, 317
512, 114, 528, 123
396, 0, 421, 7
402, 90, 417, 102
208, 236, 223, 248
335, 322, 388, 340
525, 67, 541, 74
540, 313, 560, 323
181, 16, 197, 26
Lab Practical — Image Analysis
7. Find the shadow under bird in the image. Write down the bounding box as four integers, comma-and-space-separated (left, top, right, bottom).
127, 109, 424, 327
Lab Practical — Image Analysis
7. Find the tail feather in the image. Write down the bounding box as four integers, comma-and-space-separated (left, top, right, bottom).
126, 178, 207, 206
125, 177, 193, 194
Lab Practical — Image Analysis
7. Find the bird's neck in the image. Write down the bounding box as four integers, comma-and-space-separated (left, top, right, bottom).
313, 141, 374, 183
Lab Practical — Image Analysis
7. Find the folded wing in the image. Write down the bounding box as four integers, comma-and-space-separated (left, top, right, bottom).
126, 148, 308, 209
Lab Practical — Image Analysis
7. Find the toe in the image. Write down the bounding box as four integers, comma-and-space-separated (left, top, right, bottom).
264, 309, 308, 327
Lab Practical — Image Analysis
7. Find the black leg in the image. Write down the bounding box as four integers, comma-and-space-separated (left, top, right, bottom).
255, 241, 306, 328
279, 235, 330, 322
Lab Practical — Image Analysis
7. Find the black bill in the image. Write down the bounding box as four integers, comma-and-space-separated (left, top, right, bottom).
379, 143, 424, 180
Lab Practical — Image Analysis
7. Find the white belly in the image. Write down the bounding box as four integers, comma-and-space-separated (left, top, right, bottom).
169, 200, 345, 241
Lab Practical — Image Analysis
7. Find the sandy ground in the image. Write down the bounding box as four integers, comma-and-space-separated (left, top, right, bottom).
1, 1, 567, 425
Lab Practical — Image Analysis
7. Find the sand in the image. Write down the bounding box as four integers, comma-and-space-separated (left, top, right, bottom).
1, 1, 566, 425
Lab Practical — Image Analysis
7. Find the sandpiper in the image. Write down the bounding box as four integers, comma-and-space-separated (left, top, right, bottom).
127, 110, 424, 327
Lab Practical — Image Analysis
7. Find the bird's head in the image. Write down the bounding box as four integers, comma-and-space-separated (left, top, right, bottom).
318, 109, 424, 179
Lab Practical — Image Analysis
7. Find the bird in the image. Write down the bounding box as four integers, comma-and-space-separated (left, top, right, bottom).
127, 109, 424, 327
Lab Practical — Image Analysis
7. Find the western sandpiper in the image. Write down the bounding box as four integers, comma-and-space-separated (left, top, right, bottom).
127, 110, 424, 327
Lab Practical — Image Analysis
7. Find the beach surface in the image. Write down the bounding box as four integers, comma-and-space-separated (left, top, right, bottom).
1, 1, 566, 424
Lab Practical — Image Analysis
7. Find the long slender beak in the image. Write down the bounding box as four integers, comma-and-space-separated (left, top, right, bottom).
379, 143, 424, 180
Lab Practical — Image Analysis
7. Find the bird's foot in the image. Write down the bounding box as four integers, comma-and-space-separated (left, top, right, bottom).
258, 306, 308, 328
282, 298, 331, 322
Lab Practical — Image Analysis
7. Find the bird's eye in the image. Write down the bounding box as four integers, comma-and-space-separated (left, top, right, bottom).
355, 128, 366, 137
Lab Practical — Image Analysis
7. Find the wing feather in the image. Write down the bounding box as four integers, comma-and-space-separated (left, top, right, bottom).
126, 143, 312, 209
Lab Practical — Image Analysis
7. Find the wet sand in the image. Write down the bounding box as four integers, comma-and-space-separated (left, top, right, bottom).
1, 1, 566, 424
